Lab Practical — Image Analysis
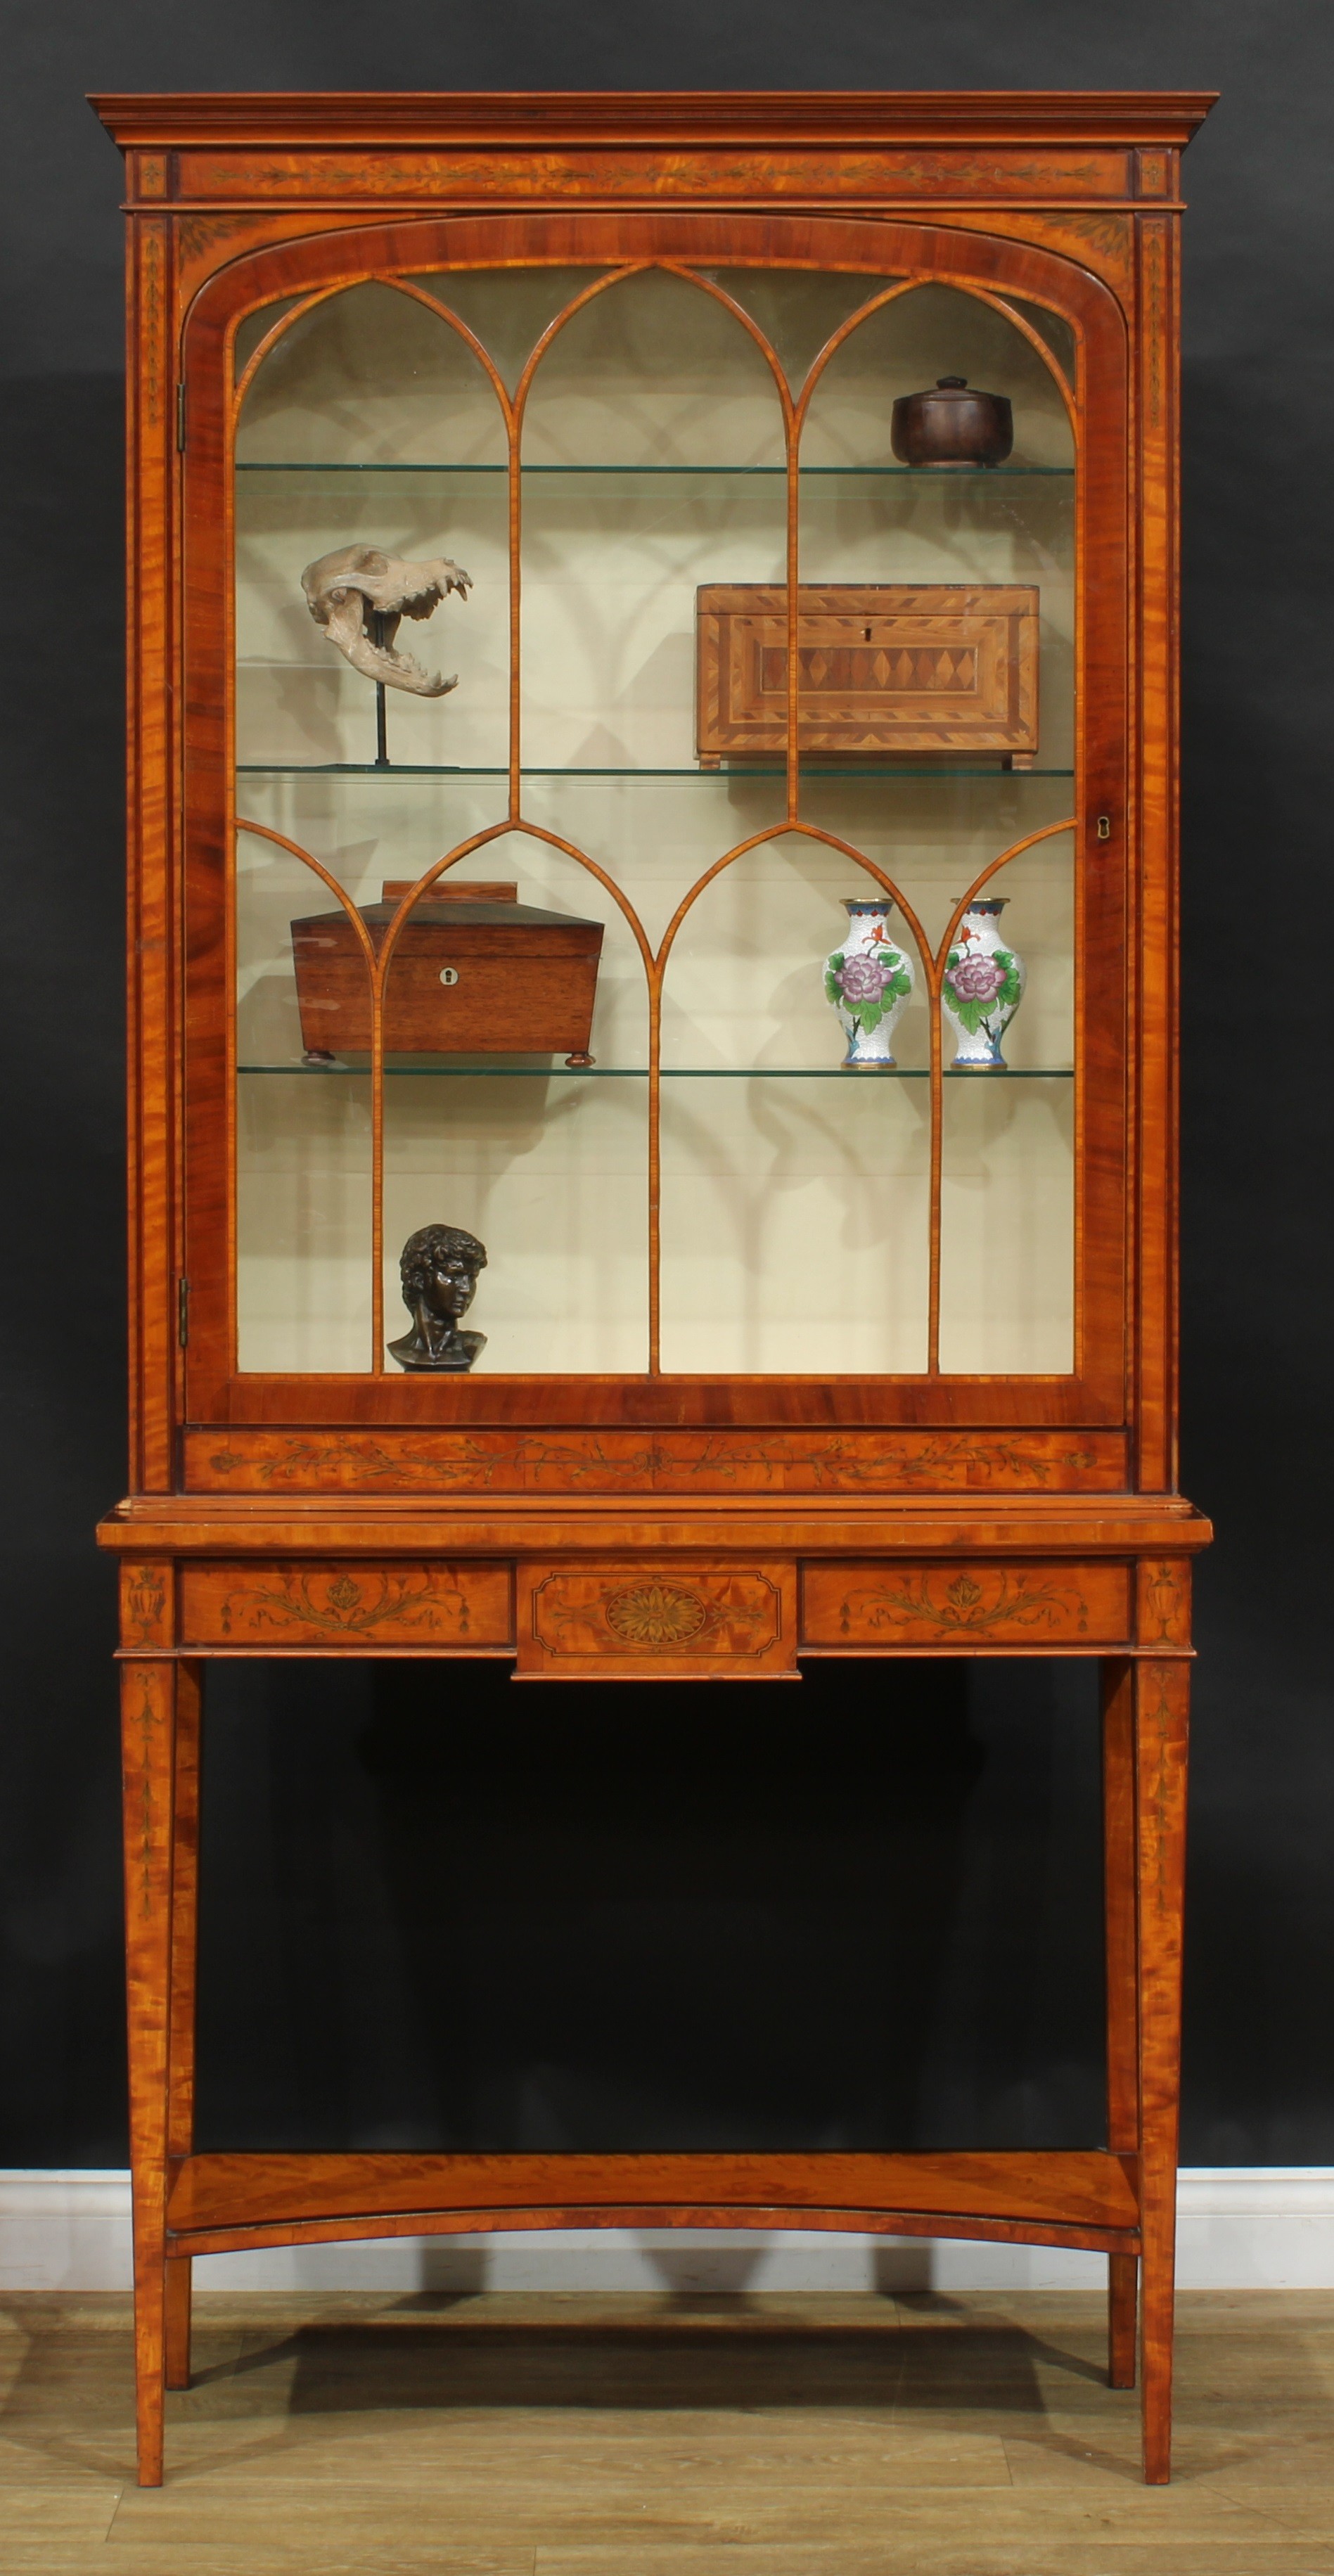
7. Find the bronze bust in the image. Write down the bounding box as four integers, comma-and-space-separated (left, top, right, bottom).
387, 1223, 487, 1371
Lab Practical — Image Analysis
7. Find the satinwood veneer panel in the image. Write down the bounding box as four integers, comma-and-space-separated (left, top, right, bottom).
179, 1558, 512, 1648
515, 1560, 797, 1678
166, 2148, 1139, 2238
802, 1558, 1133, 1648
185, 1426, 1132, 1496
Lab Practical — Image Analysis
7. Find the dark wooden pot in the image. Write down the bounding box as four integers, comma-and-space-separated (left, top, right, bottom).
890, 376, 1014, 467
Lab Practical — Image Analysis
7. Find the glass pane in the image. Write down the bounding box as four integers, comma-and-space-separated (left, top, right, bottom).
235, 304, 508, 776
233, 296, 306, 385
380, 834, 650, 1373
406, 267, 603, 395
937, 828, 1075, 1373
237, 1071, 373, 1373
800, 280, 1075, 471
230, 262, 1082, 1381
687, 267, 901, 392
800, 286, 1076, 1377
518, 267, 787, 786
235, 278, 508, 466
660, 1073, 930, 1373
1002, 295, 1077, 387
236, 829, 373, 1372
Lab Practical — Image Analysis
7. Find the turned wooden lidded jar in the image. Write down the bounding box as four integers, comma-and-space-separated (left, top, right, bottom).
890, 375, 1014, 467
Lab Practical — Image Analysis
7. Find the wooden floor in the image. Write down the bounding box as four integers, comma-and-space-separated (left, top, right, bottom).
2, 2289, 1333, 2573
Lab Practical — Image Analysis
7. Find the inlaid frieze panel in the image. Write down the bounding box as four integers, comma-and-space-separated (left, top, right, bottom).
802, 1558, 1131, 1648
179, 1559, 512, 1648
173, 146, 1135, 205
187, 1428, 1127, 1496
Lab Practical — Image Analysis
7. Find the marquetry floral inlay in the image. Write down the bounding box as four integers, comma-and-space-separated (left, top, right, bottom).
839, 1570, 1090, 1636
140, 226, 165, 428
605, 1582, 710, 1647
177, 212, 249, 262
190, 148, 1116, 203
125, 1565, 168, 1646
1143, 1561, 1184, 1643
202, 1430, 1109, 1496
215, 1568, 470, 1637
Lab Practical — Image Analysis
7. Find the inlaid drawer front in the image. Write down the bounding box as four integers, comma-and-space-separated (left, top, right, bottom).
802, 1561, 1131, 1648
518, 1562, 797, 1676
179, 1560, 513, 1648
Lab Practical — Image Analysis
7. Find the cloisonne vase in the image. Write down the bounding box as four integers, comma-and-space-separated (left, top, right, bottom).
823, 899, 915, 1067
940, 897, 1025, 1068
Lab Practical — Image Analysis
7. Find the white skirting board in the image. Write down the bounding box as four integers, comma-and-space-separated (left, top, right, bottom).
4, 2170, 1334, 2293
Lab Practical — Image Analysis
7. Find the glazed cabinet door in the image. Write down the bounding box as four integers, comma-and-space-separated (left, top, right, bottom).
178, 212, 1129, 1431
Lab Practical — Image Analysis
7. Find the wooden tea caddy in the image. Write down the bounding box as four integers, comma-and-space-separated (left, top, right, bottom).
92, 86, 1215, 2491
291, 879, 605, 1061
697, 583, 1039, 764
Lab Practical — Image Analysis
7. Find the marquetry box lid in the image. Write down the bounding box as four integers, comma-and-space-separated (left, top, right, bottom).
290, 881, 605, 1058
696, 583, 1039, 761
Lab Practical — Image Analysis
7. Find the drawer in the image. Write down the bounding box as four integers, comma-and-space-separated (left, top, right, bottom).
179, 1559, 513, 1649
802, 1560, 1131, 1649
516, 1561, 797, 1677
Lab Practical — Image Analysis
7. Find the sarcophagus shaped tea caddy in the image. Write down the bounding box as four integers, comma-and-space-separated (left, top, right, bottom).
290, 880, 605, 1058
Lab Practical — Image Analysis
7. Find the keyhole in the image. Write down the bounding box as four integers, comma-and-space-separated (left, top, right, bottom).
864, 627, 873, 641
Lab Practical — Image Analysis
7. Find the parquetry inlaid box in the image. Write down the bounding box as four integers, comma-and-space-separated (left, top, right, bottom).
290, 880, 605, 1058
695, 583, 1039, 761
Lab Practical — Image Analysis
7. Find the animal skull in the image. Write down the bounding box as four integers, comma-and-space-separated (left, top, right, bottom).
300, 545, 472, 697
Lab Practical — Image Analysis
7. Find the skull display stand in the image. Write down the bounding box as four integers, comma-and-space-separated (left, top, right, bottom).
300, 542, 473, 768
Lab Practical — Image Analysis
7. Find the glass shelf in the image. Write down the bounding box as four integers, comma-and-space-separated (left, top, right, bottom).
237, 763, 1074, 781
238, 1060, 1075, 1079
236, 460, 1074, 478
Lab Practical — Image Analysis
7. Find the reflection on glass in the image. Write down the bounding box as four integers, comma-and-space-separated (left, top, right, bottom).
938, 831, 1075, 1371
660, 1075, 930, 1373
939, 1077, 1075, 1373
383, 1076, 650, 1373
238, 1072, 372, 1372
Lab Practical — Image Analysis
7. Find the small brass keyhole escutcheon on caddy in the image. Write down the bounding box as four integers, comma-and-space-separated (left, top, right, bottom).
1096, 815, 1112, 840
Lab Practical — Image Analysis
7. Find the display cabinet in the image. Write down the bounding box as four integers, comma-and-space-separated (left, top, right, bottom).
94, 89, 1214, 2486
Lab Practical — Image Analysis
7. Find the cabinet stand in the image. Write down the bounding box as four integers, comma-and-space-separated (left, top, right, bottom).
108, 1504, 1201, 2488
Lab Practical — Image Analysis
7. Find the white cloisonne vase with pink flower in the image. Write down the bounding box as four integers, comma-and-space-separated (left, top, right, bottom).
823, 899, 915, 1066
940, 897, 1025, 1068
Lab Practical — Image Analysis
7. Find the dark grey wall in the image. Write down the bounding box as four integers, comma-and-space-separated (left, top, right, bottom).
2, 0, 1329, 2166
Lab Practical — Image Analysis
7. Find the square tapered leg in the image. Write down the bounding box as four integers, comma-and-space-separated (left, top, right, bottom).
1134, 1656, 1190, 2482
121, 1657, 181, 2485
1102, 1660, 1139, 2388
163, 1663, 201, 2389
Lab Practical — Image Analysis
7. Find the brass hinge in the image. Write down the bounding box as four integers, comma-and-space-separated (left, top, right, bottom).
177, 1277, 190, 1347
176, 381, 186, 451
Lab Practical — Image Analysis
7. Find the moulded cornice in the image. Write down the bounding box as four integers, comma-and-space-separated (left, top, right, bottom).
90, 89, 1218, 153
